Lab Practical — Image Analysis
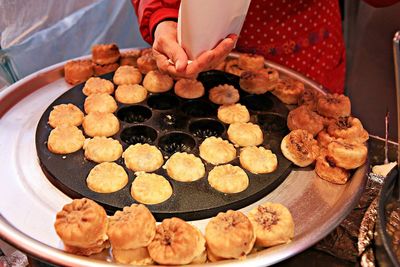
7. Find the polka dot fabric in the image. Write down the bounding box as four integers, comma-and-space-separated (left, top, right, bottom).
236, 0, 345, 94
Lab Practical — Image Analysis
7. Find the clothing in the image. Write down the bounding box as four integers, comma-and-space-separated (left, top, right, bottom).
132, 0, 395, 94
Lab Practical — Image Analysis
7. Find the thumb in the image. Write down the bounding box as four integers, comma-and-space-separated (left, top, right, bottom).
166, 44, 188, 72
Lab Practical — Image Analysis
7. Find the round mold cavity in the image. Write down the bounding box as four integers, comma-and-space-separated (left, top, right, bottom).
117, 105, 152, 123
241, 94, 274, 112
158, 132, 196, 154
189, 119, 225, 139
120, 125, 158, 145
147, 94, 179, 110
257, 113, 288, 133
181, 100, 217, 117
160, 113, 188, 129
197, 70, 240, 90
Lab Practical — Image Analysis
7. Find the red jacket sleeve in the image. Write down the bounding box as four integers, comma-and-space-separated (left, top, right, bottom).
132, 0, 180, 44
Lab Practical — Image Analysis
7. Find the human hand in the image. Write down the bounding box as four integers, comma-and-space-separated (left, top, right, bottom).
153, 20, 237, 78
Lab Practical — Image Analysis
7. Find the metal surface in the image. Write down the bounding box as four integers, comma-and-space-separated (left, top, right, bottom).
0, 54, 367, 266
394, 31, 400, 165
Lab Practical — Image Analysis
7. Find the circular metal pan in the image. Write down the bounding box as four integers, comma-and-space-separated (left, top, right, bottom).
0, 53, 367, 267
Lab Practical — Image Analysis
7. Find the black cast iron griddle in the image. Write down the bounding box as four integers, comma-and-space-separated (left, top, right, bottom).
35, 70, 292, 221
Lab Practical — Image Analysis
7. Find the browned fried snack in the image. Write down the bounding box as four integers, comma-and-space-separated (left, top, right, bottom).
48, 104, 84, 128
82, 77, 114, 96
120, 49, 141, 66
316, 93, 351, 118
205, 210, 255, 259
54, 198, 109, 256
113, 65, 142, 85
298, 88, 323, 111
137, 53, 158, 74
238, 53, 265, 71
64, 60, 93, 85
281, 129, 320, 167
209, 84, 240, 105
142, 70, 173, 93
327, 140, 368, 170
47, 125, 85, 154
287, 105, 324, 136
326, 116, 369, 143
315, 152, 350, 184
174, 78, 205, 99
240, 69, 279, 94
225, 59, 243, 76
272, 77, 305, 104
92, 43, 120, 65
82, 112, 119, 137
148, 217, 206, 265
84, 93, 118, 114
92, 62, 119, 76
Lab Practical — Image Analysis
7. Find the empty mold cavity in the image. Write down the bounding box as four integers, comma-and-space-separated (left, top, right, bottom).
241, 94, 273, 112
160, 113, 188, 129
117, 105, 152, 123
121, 125, 157, 145
257, 113, 288, 133
158, 132, 196, 154
181, 100, 217, 117
147, 94, 179, 110
189, 119, 225, 138
197, 70, 240, 90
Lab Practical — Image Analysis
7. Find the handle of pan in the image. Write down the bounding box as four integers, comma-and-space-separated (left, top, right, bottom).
393, 31, 400, 165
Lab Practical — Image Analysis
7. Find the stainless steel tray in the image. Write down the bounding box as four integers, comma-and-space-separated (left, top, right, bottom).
0, 53, 367, 266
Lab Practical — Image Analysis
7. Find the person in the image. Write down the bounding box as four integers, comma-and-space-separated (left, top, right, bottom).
132, 0, 399, 94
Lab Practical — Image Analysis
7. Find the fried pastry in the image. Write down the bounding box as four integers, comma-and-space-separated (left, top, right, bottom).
281, 129, 320, 167
209, 84, 240, 105
287, 105, 324, 136
247, 202, 294, 247
238, 53, 265, 71
112, 247, 154, 265
120, 49, 141, 67
298, 87, 322, 111
240, 146, 278, 174
217, 103, 250, 124
148, 217, 205, 265
131, 173, 172, 205
142, 70, 173, 93
83, 137, 122, 163
205, 210, 255, 259
108, 204, 156, 249
54, 198, 108, 255
47, 125, 85, 154
199, 137, 236, 165
82, 77, 114, 96
208, 164, 249, 193
227, 122, 263, 147
174, 78, 205, 99
48, 103, 84, 128
115, 84, 148, 104
84, 93, 117, 114
64, 59, 93, 85
225, 59, 243, 76
137, 53, 158, 74
317, 130, 336, 149
113, 65, 142, 85
316, 93, 351, 118
92, 43, 120, 65
92, 62, 119, 76
327, 140, 368, 170
86, 162, 128, 193
272, 77, 305, 104
82, 112, 119, 137
315, 153, 350, 184
239, 68, 279, 94
326, 116, 369, 143
165, 152, 205, 182
123, 143, 164, 172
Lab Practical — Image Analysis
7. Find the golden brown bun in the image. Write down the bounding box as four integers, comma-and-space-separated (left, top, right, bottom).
120, 49, 141, 67
113, 65, 142, 85
54, 198, 108, 248
248, 202, 294, 247
225, 59, 243, 76
326, 116, 369, 143
84, 93, 117, 114
47, 125, 85, 154
240, 69, 279, 94
327, 140, 368, 170
298, 88, 323, 111
137, 54, 158, 74
227, 122, 263, 147
205, 210, 255, 259
82, 112, 119, 137
92, 43, 120, 65
281, 129, 320, 167
112, 247, 154, 265
209, 84, 240, 104
238, 53, 265, 71
315, 153, 350, 184
174, 78, 205, 99
316, 93, 351, 118
64, 240, 110, 256
272, 77, 305, 104
142, 70, 173, 93
64, 60, 93, 85
48, 104, 84, 128
148, 217, 204, 265
287, 105, 324, 136
108, 204, 156, 250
